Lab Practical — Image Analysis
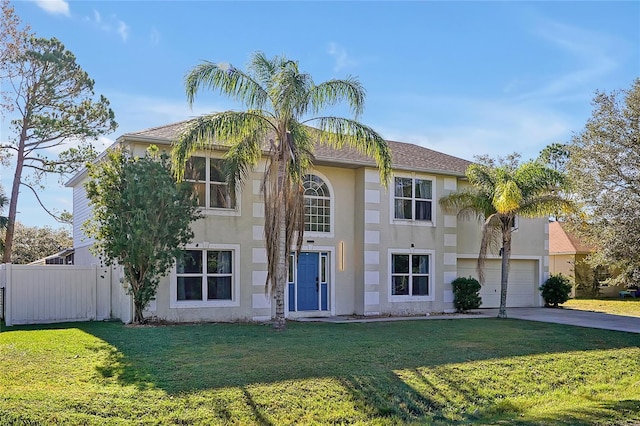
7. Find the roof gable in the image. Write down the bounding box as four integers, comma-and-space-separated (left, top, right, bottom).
549, 221, 593, 255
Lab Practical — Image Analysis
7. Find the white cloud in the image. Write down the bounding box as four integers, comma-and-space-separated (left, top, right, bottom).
85, 9, 130, 42
327, 42, 357, 72
117, 20, 129, 42
34, 0, 70, 16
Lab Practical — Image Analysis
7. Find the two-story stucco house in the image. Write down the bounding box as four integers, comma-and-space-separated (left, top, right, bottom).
67, 121, 549, 322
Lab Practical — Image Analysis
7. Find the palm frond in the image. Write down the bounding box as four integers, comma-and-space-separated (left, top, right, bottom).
271, 63, 313, 120
247, 51, 279, 88
477, 213, 502, 283
514, 161, 569, 196
222, 135, 263, 196
518, 195, 576, 219
308, 76, 365, 118
287, 122, 314, 182
185, 61, 268, 110
439, 191, 495, 221
309, 116, 392, 185
172, 111, 272, 180
493, 180, 523, 214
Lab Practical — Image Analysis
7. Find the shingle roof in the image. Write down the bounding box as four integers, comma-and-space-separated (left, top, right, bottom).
549, 221, 593, 254
121, 120, 472, 176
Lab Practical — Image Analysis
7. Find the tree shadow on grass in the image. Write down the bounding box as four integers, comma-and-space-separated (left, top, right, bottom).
4, 319, 639, 424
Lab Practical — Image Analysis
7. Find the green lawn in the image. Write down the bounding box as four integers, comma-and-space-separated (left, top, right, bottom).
565, 298, 640, 317
1, 319, 639, 425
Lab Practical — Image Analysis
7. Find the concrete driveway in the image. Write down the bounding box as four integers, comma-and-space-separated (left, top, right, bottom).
481, 307, 640, 334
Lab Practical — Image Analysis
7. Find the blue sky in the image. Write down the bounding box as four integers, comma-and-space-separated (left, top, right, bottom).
2, 0, 639, 230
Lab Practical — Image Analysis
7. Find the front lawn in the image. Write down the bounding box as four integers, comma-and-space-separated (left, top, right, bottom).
1, 319, 639, 425
564, 298, 640, 317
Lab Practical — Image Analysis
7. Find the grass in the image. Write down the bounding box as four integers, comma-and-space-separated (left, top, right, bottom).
1, 319, 639, 425
564, 298, 640, 317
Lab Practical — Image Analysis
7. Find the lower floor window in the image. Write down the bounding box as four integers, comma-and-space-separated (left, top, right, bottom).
176, 249, 233, 301
391, 253, 430, 296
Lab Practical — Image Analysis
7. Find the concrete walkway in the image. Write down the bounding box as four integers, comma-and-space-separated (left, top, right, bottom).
298, 308, 640, 334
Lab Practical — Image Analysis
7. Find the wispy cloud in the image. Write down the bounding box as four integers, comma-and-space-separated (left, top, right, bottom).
117, 20, 129, 42
33, 0, 70, 16
515, 17, 624, 102
84, 10, 129, 42
327, 42, 357, 72
150, 28, 161, 46
373, 93, 572, 162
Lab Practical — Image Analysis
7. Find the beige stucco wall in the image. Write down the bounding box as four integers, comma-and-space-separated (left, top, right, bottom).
372, 171, 458, 315
72, 140, 549, 322
143, 154, 363, 322
549, 254, 575, 279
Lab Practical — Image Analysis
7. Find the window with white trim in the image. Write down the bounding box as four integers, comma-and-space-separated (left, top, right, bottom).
176, 249, 233, 301
184, 157, 236, 209
303, 174, 331, 232
391, 253, 430, 296
394, 177, 432, 221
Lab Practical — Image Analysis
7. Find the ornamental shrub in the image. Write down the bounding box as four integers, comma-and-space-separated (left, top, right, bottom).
540, 273, 572, 307
452, 277, 482, 313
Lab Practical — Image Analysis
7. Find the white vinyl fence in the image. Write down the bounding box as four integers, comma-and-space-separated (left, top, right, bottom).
0, 264, 131, 326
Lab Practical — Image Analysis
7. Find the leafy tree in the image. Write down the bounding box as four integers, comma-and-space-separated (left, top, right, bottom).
1, 36, 117, 263
8, 222, 72, 264
537, 143, 571, 221
537, 143, 570, 174
84, 147, 201, 324
1, 0, 31, 105
567, 79, 640, 286
172, 52, 392, 330
440, 156, 572, 318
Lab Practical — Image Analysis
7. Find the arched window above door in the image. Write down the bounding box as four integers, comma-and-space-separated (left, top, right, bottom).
303, 174, 331, 233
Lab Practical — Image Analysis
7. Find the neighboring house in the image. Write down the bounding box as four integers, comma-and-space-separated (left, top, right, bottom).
28, 248, 75, 265
548, 221, 615, 297
66, 121, 549, 322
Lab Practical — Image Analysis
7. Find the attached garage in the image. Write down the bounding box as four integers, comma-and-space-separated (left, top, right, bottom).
457, 258, 541, 308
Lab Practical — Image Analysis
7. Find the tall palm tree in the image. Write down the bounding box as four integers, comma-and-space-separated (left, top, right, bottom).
440, 160, 572, 318
172, 52, 392, 329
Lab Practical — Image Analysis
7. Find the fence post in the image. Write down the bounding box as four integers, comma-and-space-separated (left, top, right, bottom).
93, 264, 98, 321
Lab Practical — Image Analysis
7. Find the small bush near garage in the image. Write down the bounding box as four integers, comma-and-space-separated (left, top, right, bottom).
540, 274, 572, 307
452, 277, 482, 312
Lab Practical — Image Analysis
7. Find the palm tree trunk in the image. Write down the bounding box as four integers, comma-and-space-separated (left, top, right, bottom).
497, 227, 512, 319
272, 136, 289, 330
273, 193, 287, 330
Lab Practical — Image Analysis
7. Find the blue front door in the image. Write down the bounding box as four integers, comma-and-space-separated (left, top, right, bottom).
297, 252, 319, 311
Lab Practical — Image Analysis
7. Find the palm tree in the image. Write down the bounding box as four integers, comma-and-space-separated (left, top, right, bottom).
439, 159, 572, 318
172, 52, 392, 330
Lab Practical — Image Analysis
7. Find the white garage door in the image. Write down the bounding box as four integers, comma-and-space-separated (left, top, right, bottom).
457, 259, 540, 308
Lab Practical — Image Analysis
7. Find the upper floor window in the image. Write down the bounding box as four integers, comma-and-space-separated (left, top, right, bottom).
394, 177, 432, 221
304, 174, 331, 233
184, 157, 236, 209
